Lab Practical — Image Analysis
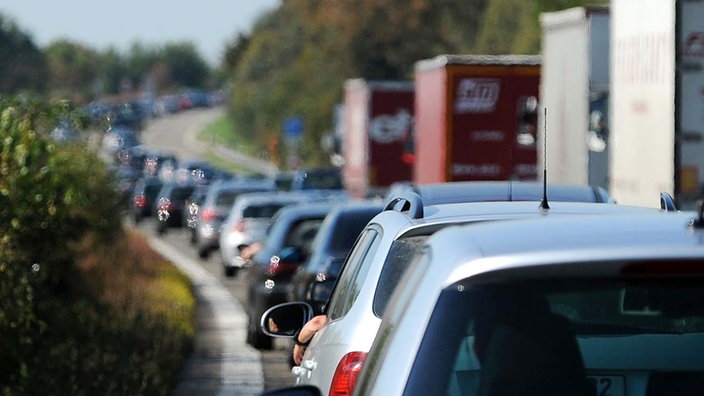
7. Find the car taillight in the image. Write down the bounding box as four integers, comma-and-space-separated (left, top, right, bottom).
329, 351, 367, 396
201, 208, 218, 221
266, 255, 301, 276
134, 195, 147, 208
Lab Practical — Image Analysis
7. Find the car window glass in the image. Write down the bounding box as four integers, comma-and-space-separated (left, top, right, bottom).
172, 186, 195, 200
327, 228, 382, 320
285, 218, 324, 253
145, 184, 163, 197
243, 203, 287, 218
325, 257, 346, 278
405, 275, 704, 396
372, 235, 428, 317
216, 191, 240, 206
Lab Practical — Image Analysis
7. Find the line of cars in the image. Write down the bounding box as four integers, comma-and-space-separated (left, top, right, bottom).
125, 157, 368, 354
257, 181, 704, 396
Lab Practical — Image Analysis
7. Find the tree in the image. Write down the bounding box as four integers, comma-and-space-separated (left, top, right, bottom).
226, 0, 492, 168
44, 40, 100, 103
0, 13, 48, 94
161, 42, 211, 89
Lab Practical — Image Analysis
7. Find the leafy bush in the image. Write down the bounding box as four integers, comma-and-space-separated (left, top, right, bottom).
0, 96, 195, 395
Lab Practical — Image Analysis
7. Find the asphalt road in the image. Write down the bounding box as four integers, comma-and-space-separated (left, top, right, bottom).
126, 108, 296, 394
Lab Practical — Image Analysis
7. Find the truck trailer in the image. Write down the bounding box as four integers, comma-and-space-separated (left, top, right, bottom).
539, 5, 610, 191
341, 79, 414, 198
611, 0, 704, 209
413, 54, 541, 184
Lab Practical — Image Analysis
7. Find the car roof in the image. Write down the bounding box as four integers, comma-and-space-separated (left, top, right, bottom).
385, 181, 613, 207
207, 178, 276, 192
272, 200, 339, 219
232, 190, 320, 205
423, 210, 704, 285
369, 200, 659, 240
309, 200, 385, 254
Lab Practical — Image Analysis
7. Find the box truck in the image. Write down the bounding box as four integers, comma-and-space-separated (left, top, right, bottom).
413, 54, 541, 184
341, 79, 414, 198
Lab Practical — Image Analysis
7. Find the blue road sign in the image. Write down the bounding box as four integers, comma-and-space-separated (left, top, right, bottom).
284, 116, 303, 141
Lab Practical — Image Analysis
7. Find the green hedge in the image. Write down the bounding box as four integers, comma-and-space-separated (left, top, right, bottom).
0, 96, 195, 395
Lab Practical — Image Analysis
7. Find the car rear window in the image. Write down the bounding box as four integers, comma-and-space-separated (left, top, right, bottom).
243, 203, 288, 219
172, 186, 195, 200
216, 191, 241, 206
406, 275, 704, 396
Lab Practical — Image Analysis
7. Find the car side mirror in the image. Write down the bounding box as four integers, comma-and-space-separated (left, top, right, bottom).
260, 301, 314, 337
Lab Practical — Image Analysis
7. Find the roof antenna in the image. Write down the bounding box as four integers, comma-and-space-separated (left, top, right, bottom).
539, 107, 550, 210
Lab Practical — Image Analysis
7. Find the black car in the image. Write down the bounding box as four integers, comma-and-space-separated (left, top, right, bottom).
153, 182, 197, 235
130, 176, 165, 223
288, 201, 384, 315
245, 201, 337, 350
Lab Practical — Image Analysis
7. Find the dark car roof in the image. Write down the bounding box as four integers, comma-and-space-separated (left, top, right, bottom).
303, 201, 385, 273
255, 202, 337, 260
315, 202, 385, 254
386, 181, 612, 206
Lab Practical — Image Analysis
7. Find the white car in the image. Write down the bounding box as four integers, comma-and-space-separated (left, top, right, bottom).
260, 181, 662, 395
353, 209, 704, 395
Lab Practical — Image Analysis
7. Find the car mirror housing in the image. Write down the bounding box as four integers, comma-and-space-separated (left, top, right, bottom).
260, 301, 314, 337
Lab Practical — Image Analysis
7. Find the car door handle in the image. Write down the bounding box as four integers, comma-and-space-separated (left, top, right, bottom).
302, 359, 317, 370
291, 366, 306, 377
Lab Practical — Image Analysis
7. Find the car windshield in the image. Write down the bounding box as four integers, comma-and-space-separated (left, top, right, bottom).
406, 274, 704, 396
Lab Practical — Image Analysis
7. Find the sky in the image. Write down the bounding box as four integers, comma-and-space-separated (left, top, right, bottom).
0, 0, 281, 66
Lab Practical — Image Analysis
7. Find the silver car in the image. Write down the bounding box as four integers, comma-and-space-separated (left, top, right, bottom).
353, 209, 704, 395
260, 181, 661, 394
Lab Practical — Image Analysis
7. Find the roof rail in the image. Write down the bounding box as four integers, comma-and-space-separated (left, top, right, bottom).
660, 192, 677, 212
384, 190, 424, 219
690, 199, 704, 229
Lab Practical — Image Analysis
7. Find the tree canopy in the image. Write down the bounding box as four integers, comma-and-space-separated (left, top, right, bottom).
225, 0, 606, 168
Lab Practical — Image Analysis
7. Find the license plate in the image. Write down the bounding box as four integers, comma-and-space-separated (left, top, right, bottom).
587, 375, 625, 396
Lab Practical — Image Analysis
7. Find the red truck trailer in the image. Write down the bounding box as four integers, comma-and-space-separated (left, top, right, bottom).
413, 54, 541, 183
342, 79, 415, 198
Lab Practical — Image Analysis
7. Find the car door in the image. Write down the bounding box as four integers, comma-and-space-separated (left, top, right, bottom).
295, 226, 383, 389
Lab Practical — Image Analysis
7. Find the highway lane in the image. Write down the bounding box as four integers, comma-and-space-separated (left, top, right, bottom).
131, 108, 296, 393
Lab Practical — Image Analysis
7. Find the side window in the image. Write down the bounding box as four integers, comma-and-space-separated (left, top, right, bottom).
327, 227, 381, 320
285, 218, 324, 254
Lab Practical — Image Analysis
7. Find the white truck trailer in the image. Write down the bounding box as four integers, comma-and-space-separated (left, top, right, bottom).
539, 5, 610, 191
610, 0, 704, 209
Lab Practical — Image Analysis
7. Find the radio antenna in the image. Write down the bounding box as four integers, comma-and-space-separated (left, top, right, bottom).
540, 107, 550, 210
